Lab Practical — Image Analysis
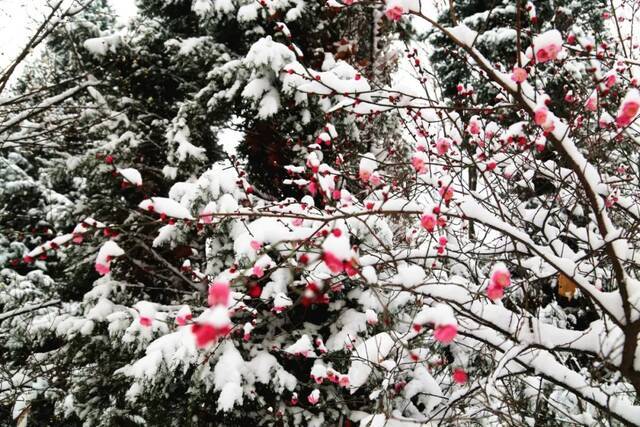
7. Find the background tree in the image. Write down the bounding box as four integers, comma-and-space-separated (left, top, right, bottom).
4, 0, 640, 426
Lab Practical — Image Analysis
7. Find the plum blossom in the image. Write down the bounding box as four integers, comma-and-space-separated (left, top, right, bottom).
411, 151, 428, 174
616, 89, 640, 127
533, 104, 555, 131
486, 282, 505, 301
511, 67, 527, 83
307, 389, 320, 405
585, 94, 598, 112
191, 306, 232, 348
439, 185, 454, 203
134, 301, 158, 327
605, 72, 617, 88
175, 305, 192, 326
436, 137, 451, 156
384, 5, 404, 21
467, 116, 481, 135
95, 240, 124, 275
208, 281, 231, 307
452, 368, 468, 384
531, 29, 563, 63
434, 324, 458, 344
486, 263, 511, 301
420, 212, 437, 232
359, 153, 377, 183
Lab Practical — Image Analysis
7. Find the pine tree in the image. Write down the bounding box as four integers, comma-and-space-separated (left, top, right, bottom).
1, 0, 402, 424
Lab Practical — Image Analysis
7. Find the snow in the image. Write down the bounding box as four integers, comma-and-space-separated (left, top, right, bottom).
413, 304, 457, 328
192, 0, 214, 17
531, 29, 563, 61
83, 34, 122, 56
3, 3, 640, 425
172, 128, 207, 162
404, 366, 443, 415
214, 342, 245, 412
95, 240, 124, 267
447, 24, 478, 46
285, 335, 317, 357
152, 224, 178, 247
118, 168, 142, 186
139, 197, 194, 220
166, 36, 211, 55
348, 333, 395, 391
245, 36, 296, 74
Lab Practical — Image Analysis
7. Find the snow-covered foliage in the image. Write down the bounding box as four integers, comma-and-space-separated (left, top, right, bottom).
3, 0, 640, 425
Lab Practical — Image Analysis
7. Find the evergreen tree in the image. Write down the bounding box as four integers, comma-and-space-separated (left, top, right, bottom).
1, 0, 402, 424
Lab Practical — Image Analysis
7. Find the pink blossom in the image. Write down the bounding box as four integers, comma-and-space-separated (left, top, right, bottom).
534, 107, 548, 125
323, 251, 344, 273
208, 281, 230, 307
564, 91, 575, 103
616, 114, 633, 127
359, 169, 371, 183
467, 117, 481, 135
339, 375, 350, 387
434, 323, 457, 344
535, 44, 562, 63
307, 181, 317, 195
72, 233, 83, 244
439, 185, 454, 203
438, 236, 448, 246
452, 368, 468, 384
307, 390, 320, 405
292, 217, 303, 227
191, 323, 230, 348
535, 47, 550, 63
139, 316, 152, 327
605, 73, 617, 88
491, 268, 511, 288
384, 5, 404, 21
250, 240, 262, 251
411, 153, 427, 173
511, 67, 528, 83
252, 265, 264, 278
486, 282, 505, 301
420, 213, 437, 232
585, 96, 597, 112
95, 262, 110, 275
192, 324, 217, 347
369, 173, 382, 186
616, 93, 640, 127
436, 138, 450, 156
532, 29, 563, 63
176, 313, 192, 326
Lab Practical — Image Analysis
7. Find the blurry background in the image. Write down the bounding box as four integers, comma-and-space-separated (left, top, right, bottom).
0, 0, 137, 69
